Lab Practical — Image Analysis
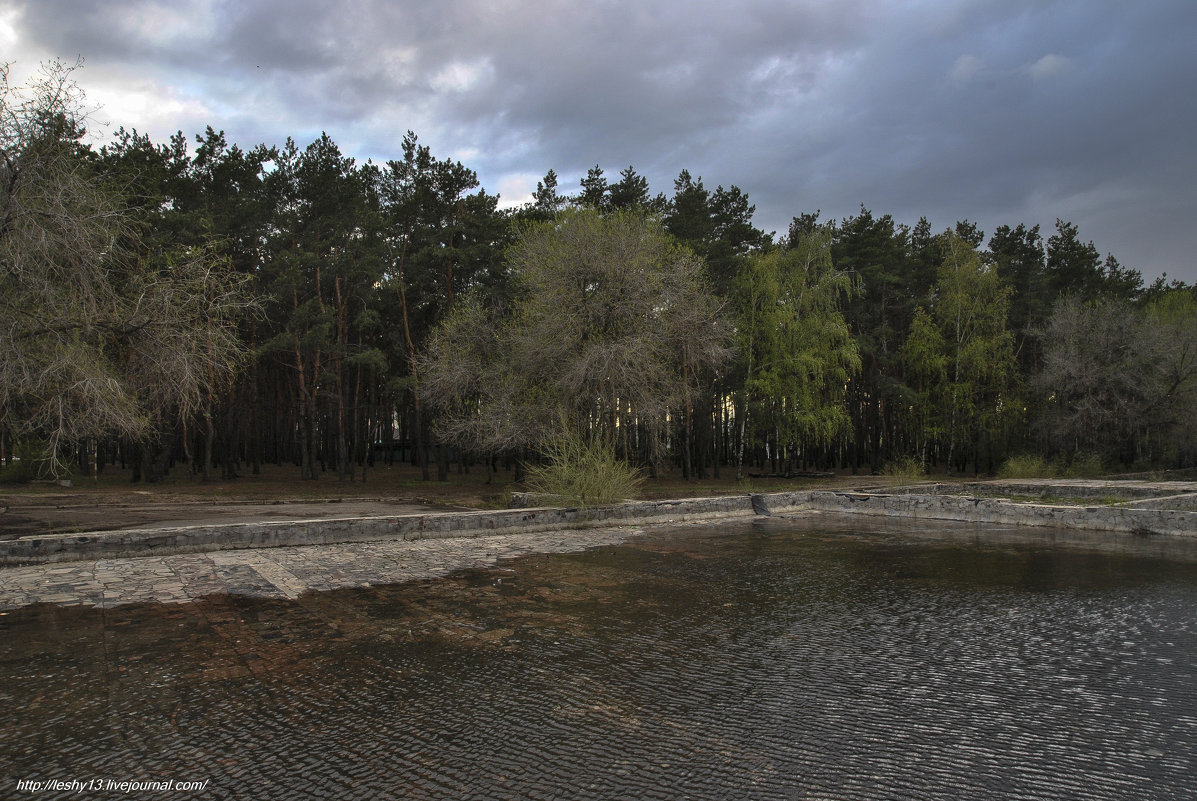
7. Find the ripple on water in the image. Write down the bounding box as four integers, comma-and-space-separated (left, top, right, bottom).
1, 518, 1195, 800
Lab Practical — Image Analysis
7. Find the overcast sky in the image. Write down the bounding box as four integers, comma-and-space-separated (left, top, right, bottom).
4, 0, 1196, 282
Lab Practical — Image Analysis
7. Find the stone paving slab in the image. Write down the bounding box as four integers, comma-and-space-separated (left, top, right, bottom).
0, 525, 653, 611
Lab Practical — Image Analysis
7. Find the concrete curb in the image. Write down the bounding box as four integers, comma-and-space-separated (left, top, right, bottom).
803, 490, 1196, 536
2, 486, 1192, 566
914, 479, 1197, 501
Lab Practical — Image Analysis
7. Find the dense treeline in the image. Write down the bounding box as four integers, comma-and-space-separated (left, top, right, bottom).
3, 62, 1195, 483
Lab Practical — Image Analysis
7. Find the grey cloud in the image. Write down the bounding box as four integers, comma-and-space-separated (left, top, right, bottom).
730, 0, 1197, 273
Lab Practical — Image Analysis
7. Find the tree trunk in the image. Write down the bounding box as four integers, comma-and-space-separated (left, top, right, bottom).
736, 395, 749, 481
202, 410, 214, 482
334, 277, 351, 482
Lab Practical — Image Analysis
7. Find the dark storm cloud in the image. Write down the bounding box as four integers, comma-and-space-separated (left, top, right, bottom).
7, 0, 1197, 280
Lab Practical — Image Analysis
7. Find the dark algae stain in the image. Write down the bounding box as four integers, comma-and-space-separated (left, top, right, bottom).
2, 520, 1195, 800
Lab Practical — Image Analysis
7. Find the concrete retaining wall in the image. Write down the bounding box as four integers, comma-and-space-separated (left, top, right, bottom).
802, 490, 1196, 536
927, 479, 1197, 501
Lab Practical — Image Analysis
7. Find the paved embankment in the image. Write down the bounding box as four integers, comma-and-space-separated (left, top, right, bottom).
2, 483, 1195, 568
0, 525, 665, 611
0, 496, 757, 566
1, 481, 1193, 610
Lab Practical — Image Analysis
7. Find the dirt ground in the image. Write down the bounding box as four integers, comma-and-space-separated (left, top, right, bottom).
0, 462, 881, 540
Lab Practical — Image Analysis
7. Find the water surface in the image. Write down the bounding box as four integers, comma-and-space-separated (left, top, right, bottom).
2, 517, 1194, 800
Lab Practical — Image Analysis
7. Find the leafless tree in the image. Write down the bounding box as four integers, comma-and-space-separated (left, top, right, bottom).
0, 61, 254, 475
1035, 292, 1197, 465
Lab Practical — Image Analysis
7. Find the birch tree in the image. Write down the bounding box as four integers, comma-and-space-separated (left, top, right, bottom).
931, 232, 1015, 474
730, 228, 859, 478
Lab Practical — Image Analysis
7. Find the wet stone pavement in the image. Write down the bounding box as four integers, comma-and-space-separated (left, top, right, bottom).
2, 517, 1196, 800
0, 526, 651, 610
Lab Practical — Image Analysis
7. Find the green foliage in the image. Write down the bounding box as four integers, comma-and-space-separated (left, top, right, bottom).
346, 348, 388, 372
576, 165, 609, 210
1061, 452, 1105, 478
0, 461, 36, 484
881, 455, 925, 486
420, 208, 730, 462
607, 165, 663, 212
1143, 290, 1197, 463
901, 306, 948, 460
0, 440, 57, 484
1047, 219, 1143, 301
998, 455, 1057, 479
525, 425, 644, 508
731, 227, 860, 475
931, 232, 1017, 473
830, 206, 930, 471
664, 170, 772, 294
998, 452, 1105, 479
989, 223, 1048, 367
7, 61, 1195, 486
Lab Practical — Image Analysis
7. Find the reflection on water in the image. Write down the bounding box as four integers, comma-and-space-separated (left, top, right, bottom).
2, 518, 1195, 800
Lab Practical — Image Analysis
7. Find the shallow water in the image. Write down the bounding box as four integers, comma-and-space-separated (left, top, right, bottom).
2, 517, 1195, 800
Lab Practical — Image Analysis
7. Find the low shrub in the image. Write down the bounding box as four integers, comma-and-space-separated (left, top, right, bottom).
0, 459, 37, 484
998, 454, 1057, 479
881, 455, 925, 486
1062, 452, 1105, 478
0, 440, 57, 484
525, 427, 643, 508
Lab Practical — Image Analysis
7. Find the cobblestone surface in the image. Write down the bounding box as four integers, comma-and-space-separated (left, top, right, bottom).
0, 525, 650, 611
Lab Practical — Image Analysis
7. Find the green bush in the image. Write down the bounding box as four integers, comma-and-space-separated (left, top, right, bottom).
0, 459, 37, 484
881, 455, 925, 486
0, 440, 56, 484
998, 454, 1058, 479
1062, 452, 1105, 478
526, 427, 643, 508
